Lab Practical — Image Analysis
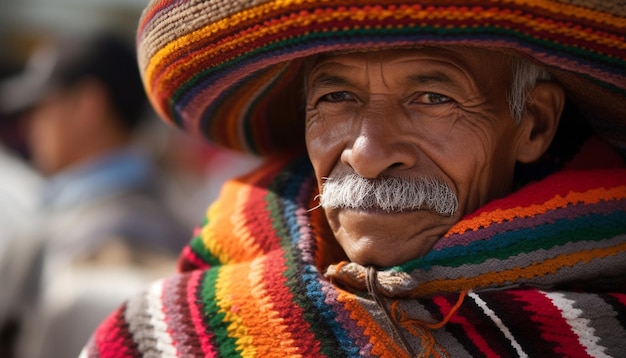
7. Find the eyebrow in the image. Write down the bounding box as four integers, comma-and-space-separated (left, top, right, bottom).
309, 72, 353, 89
406, 72, 456, 86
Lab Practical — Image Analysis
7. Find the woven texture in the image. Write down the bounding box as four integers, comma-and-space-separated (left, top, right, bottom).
83, 155, 626, 357
136, 0, 626, 155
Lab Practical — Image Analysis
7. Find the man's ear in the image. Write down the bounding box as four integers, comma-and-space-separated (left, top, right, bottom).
516, 82, 565, 163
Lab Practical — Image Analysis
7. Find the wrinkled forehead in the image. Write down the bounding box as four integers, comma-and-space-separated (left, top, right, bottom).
303, 46, 515, 92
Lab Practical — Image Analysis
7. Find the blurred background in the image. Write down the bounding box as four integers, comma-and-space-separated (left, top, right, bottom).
0, 0, 146, 76
0, 0, 262, 228
0, 1, 261, 357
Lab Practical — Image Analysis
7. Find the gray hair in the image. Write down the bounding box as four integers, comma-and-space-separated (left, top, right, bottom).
318, 174, 458, 216
509, 57, 552, 124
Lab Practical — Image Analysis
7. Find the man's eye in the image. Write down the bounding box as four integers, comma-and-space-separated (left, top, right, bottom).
415, 93, 452, 105
320, 91, 355, 103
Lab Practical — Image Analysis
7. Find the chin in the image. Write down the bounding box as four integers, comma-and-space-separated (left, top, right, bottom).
339, 232, 442, 268
327, 208, 459, 267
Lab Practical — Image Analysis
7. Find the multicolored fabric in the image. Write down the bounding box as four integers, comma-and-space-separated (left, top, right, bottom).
82, 154, 626, 357
136, 0, 626, 155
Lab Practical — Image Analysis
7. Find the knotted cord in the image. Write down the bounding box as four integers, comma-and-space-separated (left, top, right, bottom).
366, 267, 467, 357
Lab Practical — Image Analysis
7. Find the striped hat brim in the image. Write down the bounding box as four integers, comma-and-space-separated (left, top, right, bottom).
137, 0, 626, 156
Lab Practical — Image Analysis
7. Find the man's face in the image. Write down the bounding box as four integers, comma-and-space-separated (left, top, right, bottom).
305, 47, 528, 267
27, 89, 79, 175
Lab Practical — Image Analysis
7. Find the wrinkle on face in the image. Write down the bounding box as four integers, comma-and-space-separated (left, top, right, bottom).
304, 46, 523, 267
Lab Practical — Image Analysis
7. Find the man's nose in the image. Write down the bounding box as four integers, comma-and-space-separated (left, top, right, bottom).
341, 104, 418, 179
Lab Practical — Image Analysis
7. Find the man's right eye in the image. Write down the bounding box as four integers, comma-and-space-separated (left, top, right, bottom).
320, 91, 354, 102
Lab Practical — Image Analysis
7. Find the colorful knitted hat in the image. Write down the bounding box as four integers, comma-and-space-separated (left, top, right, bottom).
137, 0, 626, 156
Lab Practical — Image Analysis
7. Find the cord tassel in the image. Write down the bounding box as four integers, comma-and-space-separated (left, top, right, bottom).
366, 267, 468, 357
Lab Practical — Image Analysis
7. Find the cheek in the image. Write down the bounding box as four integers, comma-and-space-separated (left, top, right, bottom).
305, 109, 354, 178
29, 115, 55, 154
449, 121, 521, 209
448, 124, 494, 171
28, 109, 71, 172
420, 119, 505, 211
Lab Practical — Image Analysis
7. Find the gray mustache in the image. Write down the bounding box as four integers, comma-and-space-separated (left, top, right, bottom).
319, 174, 458, 216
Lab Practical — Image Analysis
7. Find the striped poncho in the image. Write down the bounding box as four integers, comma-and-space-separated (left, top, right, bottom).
82, 155, 626, 357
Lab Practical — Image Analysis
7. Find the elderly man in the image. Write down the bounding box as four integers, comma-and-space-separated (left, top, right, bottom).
82, 1, 626, 357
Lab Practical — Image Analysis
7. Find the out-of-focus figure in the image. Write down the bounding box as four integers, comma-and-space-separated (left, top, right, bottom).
0, 114, 42, 357
0, 33, 188, 358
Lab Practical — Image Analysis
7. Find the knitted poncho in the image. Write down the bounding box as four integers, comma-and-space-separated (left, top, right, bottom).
82, 155, 626, 357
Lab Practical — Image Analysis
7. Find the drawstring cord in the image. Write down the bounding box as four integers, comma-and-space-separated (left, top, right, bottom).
366, 267, 467, 358
366, 267, 417, 357
390, 290, 467, 358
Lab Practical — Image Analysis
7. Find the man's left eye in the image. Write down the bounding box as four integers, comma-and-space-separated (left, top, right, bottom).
415, 93, 452, 105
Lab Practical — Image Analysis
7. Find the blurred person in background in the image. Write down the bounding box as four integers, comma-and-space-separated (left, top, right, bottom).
0, 61, 41, 254
0, 32, 188, 358
0, 109, 42, 358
